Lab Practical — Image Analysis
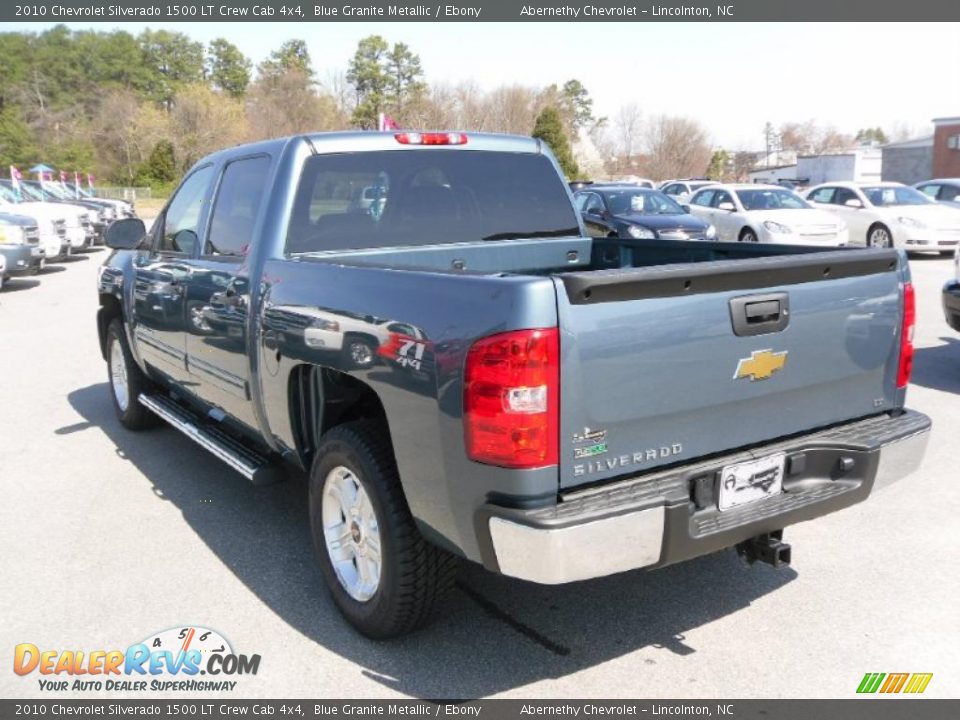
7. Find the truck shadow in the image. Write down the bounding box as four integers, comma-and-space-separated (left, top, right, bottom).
66, 382, 797, 699
911, 338, 960, 394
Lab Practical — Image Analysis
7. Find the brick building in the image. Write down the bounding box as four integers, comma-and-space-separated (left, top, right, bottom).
933, 116, 960, 178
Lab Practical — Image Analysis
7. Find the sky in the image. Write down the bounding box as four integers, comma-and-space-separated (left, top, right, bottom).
9, 21, 960, 149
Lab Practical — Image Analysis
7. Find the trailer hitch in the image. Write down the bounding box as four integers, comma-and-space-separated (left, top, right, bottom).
736, 530, 792, 568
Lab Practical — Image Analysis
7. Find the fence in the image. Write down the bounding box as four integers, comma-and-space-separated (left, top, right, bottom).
92, 186, 152, 201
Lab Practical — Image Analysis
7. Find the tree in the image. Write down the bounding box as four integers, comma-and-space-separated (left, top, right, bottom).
137, 139, 176, 185
643, 115, 712, 180
207, 38, 250, 98
259, 39, 314, 82
561, 79, 596, 133
855, 127, 888, 145
138, 29, 205, 109
386, 42, 425, 117
346, 36, 426, 128
532, 106, 579, 178
169, 83, 244, 172
246, 70, 345, 140
779, 120, 852, 154
707, 149, 731, 181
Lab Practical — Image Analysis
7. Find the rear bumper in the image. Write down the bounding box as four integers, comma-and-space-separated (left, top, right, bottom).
482, 410, 930, 584
943, 280, 960, 331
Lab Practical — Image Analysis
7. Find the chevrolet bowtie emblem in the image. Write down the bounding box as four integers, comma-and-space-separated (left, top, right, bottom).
734, 349, 788, 381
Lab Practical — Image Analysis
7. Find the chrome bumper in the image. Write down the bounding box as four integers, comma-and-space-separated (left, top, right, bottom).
488, 412, 930, 585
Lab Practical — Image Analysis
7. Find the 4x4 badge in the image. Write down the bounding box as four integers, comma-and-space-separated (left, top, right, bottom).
734, 349, 788, 381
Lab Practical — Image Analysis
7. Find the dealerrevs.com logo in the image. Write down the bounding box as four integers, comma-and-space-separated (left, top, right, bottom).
13, 626, 260, 692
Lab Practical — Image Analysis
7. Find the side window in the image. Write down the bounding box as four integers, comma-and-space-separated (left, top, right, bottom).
574, 192, 589, 212
691, 190, 715, 207
159, 166, 214, 255
940, 184, 960, 202
663, 184, 681, 196
206, 155, 272, 257
584, 193, 605, 214
808, 187, 835, 204
712, 191, 734, 208
832, 187, 858, 206
917, 184, 939, 199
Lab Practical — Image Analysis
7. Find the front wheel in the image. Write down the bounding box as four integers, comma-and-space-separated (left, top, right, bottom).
867, 224, 892, 248
344, 337, 376, 369
739, 228, 758, 243
106, 319, 157, 430
309, 421, 457, 639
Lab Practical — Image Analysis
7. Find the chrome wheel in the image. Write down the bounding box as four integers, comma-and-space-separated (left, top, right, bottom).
110, 338, 129, 412
349, 340, 374, 367
869, 226, 892, 248
322, 466, 381, 602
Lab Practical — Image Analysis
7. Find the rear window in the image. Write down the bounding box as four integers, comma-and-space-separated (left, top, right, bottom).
285, 150, 579, 253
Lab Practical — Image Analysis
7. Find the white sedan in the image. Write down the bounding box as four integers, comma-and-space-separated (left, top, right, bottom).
805, 181, 960, 253
687, 184, 848, 245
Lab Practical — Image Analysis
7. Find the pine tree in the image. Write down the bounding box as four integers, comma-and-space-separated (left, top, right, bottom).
532, 106, 579, 178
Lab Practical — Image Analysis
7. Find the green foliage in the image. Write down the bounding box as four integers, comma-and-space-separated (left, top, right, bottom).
855, 127, 888, 145
0, 107, 37, 168
532, 106, 579, 179
136, 140, 177, 187
347, 35, 426, 129
207, 39, 251, 98
138, 29, 205, 108
707, 149, 731, 180
259, 39, 314, 81
561, 79, 595, 132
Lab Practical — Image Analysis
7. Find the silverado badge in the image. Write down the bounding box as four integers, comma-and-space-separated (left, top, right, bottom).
734, 349, 788, 381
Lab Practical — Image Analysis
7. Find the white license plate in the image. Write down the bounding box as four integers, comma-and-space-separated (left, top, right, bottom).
718, 453, 785, 511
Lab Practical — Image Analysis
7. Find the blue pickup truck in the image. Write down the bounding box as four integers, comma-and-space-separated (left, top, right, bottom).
97, 131, 930, 638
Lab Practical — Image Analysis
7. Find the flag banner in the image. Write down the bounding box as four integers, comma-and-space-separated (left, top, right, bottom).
378, 113, 399, 131
87, 173, 95, 190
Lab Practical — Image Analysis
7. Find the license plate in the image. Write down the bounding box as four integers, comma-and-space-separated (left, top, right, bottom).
718, 452, 785, 511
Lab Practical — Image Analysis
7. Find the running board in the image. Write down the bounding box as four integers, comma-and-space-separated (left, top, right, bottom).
138, 393, 285, 486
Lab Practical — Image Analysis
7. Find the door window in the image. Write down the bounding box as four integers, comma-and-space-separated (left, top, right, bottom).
206, 155, 272, 257
158, 166, 214, 255
690, 189, 715, 207
712, 191, 734, 208
808, 187, 836, 204
939, 184, 960, 202
917, 183, 939, 199
832, 187, 859, 206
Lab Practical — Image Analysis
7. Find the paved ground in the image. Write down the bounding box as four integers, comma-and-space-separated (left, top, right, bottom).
1, 248, 958, 700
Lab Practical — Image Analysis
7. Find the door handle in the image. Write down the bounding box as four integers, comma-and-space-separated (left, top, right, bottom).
730, 292, 790, 337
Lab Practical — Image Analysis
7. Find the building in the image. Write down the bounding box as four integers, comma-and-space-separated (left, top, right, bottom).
747, 147, 882, 185
747, 163, 798, 184
932, 116, 960, 178
880, 136, 933, 185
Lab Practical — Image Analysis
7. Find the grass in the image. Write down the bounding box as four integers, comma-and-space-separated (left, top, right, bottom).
134, 197, 167, 215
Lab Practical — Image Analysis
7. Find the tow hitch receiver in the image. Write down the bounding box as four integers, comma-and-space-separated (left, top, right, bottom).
737, 530, 792, 568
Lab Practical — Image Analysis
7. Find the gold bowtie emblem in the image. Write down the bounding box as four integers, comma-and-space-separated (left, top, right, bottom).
734, 349, 788, 381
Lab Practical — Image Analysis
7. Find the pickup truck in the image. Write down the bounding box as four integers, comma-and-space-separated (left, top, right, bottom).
97, 131, 931, 639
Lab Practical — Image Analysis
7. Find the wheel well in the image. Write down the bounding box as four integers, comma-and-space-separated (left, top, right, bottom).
867, 221, 889, 238
288, 364, 389, 470
739, 226, 756, 240
97, 294, 123, 361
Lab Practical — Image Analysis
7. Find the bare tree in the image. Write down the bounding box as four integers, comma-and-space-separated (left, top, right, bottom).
643, 114, 712, 179
779, 120, 853, 155
171, 84, 245, 171
245, 70, 346, 141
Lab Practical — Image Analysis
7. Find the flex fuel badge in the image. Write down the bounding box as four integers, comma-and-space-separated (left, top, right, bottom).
573, 427, 608, 458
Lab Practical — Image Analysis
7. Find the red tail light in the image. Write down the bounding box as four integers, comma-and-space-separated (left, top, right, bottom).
394, 132, 468, 146
463, 328, 559, 469
896, 282, 915, 389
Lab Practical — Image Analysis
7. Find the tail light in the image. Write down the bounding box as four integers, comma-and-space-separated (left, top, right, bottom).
463, 328, 559, 469
896, 282, 915, 389
395, 132, 467, 146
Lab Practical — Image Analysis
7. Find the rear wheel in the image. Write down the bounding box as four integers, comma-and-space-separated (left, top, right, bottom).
309, 420, 458, 638
343, 336, 376, 369
867, 224, 892, 248
739, 228, 758, 243
106, 319, 158, 430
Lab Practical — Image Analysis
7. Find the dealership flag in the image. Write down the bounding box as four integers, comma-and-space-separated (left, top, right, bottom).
59, 170, 68, 189
74, 171, 81, 198
10, 166, 22, 199
378, 113, 399, 131
87, 173, 95, 190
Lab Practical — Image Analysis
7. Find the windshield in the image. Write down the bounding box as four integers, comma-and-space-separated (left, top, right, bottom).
34, 183, 73, 200
286, 150, 580, 253
736, 188, 810, 211
603, 189, 686, 215
0, 184, 22, 203
862, 186, 931, 207
17, 183, 46, 201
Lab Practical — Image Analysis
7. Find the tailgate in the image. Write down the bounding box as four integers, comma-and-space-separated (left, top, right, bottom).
553, 249, 905, 489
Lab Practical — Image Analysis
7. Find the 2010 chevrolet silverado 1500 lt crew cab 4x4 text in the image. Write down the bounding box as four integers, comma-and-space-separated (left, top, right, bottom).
97, 131, 930, 638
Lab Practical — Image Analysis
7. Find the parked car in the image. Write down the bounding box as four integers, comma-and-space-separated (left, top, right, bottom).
98, 130, 928, 639
0, 229, 37, 288
0, 211, 46, 272
0, 180, 89, 253
64, 182, 136, 218
944, 245, 960, 331
20, 180, 102, 247
0, 183, 70, 261
574, 185, 716, 240
687, 184, 849, 246
805, 181, 960, 254
914, 179, 960, 210
660, 178, 718, 203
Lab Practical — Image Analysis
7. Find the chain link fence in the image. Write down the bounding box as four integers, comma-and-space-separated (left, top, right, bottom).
91, 187, 152, 201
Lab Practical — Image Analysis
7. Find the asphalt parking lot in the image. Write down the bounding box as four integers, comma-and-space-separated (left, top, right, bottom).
1, 249, 958, 700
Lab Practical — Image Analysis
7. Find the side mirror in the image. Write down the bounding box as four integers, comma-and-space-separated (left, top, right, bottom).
681, 204, 692, 213
587, 208, 604, 217
170, 229, 198, 256
104, 217, 146, 250
718, 202, 736, 212
844, 198, 863, 208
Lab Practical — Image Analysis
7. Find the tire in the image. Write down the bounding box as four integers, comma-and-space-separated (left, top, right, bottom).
343, 336, 376, 369
940, 250, 954, 257
106, 318, 158, 430
739, 227, 758, 243
309, 420, 458, 639
867, 224, 892, 248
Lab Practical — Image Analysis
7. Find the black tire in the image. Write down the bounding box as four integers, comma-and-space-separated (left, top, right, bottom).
309, 420, 458, 639
739, 227, 758, 243
940, 250, 954, 257
106, 318, 158, 430
867, 224, 893, 248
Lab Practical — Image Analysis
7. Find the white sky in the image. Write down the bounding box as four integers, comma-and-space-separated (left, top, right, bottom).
11, 21, 960, 149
